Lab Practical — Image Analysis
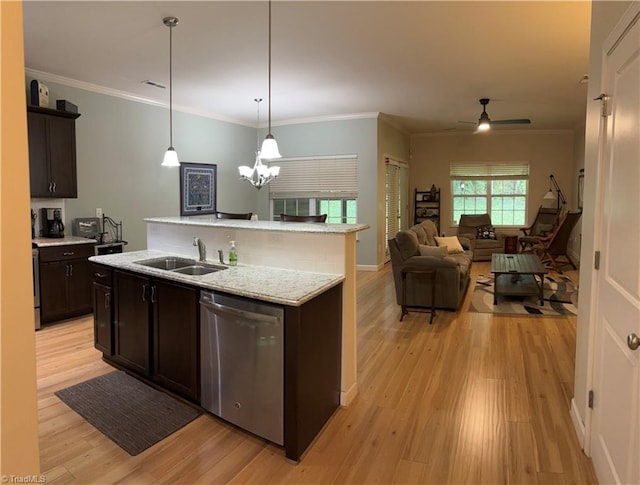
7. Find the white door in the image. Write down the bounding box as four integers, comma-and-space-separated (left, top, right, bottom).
590, 10, 640, 485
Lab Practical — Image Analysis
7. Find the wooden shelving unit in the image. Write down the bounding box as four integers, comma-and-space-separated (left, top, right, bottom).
414, 187, 440, 231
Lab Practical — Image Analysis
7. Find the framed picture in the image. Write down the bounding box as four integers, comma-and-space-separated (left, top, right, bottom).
578, 169, 584, 211
180, 162, 217, 216
422, 194, 432, 202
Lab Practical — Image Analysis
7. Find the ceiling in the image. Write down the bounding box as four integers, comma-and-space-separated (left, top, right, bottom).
22, 1, 592, 134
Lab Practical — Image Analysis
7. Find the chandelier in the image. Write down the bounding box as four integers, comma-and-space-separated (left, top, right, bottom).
238, 98, 280, 189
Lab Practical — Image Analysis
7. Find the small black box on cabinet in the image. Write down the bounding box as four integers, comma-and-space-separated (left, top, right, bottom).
56, 99, 78, 113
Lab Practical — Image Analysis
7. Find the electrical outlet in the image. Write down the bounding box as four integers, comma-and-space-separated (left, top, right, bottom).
96, 208, 103, 219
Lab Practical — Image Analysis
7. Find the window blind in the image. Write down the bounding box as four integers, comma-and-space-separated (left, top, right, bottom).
268, 155, 357, 199
450, 162, 529, 178
386, 163, 400, 241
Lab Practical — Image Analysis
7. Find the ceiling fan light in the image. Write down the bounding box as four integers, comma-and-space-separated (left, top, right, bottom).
161, 147, 180, 167
260, 135, 281, 159
477, 120, 491, 131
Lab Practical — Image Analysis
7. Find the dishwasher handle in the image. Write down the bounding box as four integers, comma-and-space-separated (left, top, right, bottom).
201, 298, 282, 325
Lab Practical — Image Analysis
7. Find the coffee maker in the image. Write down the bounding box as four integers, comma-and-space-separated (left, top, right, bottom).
41, 208, 65, 238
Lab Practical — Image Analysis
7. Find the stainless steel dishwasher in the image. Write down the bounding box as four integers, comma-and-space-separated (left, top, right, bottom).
200, 290, 284, 445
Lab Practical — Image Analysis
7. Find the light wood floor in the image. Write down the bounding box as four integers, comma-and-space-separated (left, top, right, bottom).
36, 262, 597, 484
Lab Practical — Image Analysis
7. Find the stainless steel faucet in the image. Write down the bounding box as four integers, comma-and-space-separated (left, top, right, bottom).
193, 237, 206, 261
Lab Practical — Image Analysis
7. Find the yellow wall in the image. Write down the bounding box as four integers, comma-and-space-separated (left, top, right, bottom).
410, 130, 576, 235
0, 0, 41, 475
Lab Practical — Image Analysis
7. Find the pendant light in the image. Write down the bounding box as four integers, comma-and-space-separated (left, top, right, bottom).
239, 98, 280, 189
260, 0, 282, 160
161, 16, 180, 167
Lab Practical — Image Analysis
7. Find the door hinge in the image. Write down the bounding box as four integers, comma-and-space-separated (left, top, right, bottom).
594, 93, 611, 117
594, 250, 601, 270
588, 390, 594, 409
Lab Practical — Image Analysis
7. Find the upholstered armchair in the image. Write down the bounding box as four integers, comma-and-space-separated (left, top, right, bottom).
456, 213, 506, 261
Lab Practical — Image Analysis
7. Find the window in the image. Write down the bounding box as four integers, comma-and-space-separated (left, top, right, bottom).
271, 197, 356, 223
385, 158, 409, 258
450, 163, 529, 226
269, 156, 357, 224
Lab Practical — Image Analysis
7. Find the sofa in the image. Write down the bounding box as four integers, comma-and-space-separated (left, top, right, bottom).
456, 213, 506, 261
388, 220, 473, 311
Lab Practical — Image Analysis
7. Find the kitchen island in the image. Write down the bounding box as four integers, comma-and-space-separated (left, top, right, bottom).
144, 215, 368, 405
90, 249, 345, 461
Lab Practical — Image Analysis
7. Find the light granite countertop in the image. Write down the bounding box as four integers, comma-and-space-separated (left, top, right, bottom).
90, 250, 344, 307
33, 236, 97, 247
145, 216, 369, 235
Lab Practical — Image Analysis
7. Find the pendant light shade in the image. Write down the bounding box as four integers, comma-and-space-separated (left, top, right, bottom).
260, 135, 281, 159
161, 16, 180, 167
261, 0, 281, 160
162, 147, 179, 167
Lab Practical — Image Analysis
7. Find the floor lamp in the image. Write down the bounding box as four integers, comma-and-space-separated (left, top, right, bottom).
543, 174, 567, 212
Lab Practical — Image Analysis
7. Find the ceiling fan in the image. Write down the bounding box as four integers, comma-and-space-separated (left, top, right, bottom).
460, 98, 531, 132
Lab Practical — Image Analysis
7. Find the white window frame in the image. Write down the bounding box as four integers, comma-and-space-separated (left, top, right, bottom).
269, 155, 358, 224
450, 162, 529, 227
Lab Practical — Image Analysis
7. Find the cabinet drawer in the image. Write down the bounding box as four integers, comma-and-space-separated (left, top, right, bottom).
39, 243, 95, 262
92, 264, 113, 285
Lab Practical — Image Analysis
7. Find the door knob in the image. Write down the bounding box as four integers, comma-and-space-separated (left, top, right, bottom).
628, 333, 640, 351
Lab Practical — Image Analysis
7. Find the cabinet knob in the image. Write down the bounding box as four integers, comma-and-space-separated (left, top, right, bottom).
63, 251, 75, 256
95, 272, 106, 278
48, 182, 53, 193
52, 182, 56, 193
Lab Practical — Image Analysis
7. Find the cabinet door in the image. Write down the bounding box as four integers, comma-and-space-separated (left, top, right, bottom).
113, 271, 150, 376
48, 117, 77, 198
153, 279, 199, 401
39, 261, 69, 323
67, 258, 92, 315
93, 282, 112, 355
27, 112, 51, 197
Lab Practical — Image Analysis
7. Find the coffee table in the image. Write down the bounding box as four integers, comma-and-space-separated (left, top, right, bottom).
490, 253, 548, 305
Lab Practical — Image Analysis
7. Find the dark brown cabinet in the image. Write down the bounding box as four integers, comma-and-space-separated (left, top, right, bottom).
113, 271, 151, 376
27, 106, 80, 198
153, 280, 199, 401
39, 243, 95, 324
92, 264, 113, 355
111, 270, 199, 401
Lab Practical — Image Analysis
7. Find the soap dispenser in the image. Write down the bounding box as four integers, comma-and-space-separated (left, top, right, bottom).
229, 241, 238, 266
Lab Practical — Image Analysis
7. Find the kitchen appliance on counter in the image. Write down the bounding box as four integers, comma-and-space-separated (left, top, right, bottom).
72, 216, 128, 255
41, 208, 64, 238
200, 291, 284, 445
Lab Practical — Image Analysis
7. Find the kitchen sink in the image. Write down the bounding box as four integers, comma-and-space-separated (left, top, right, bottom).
135, 256, 196, 270
134, 257, 227, 276
172, 264, 226, 276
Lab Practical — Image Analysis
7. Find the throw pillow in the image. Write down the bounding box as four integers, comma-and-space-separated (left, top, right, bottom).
419, 244, 448, 258
476, 225, 497, 240
434, 236, 464, 254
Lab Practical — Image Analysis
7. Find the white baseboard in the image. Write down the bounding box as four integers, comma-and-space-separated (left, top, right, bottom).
357, 264, 382, 272
340, 382, 358, 406
570, 398, 587, 451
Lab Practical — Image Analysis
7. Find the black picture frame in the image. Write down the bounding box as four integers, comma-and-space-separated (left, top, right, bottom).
179, 162, 217, 216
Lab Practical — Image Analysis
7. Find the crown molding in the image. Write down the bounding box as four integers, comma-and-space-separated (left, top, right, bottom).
25, 68, 255, 128
412, 128, 576, 138
25, 68, 380, 129
270, 112, 379, 128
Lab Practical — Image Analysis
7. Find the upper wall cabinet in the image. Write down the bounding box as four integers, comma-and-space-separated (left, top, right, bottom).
27, 106, 81, 198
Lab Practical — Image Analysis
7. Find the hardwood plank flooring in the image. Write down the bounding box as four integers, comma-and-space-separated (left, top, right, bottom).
35, 262, 597, 484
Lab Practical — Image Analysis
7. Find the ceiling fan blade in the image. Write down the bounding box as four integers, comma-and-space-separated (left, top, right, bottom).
491, 119, 531, 125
